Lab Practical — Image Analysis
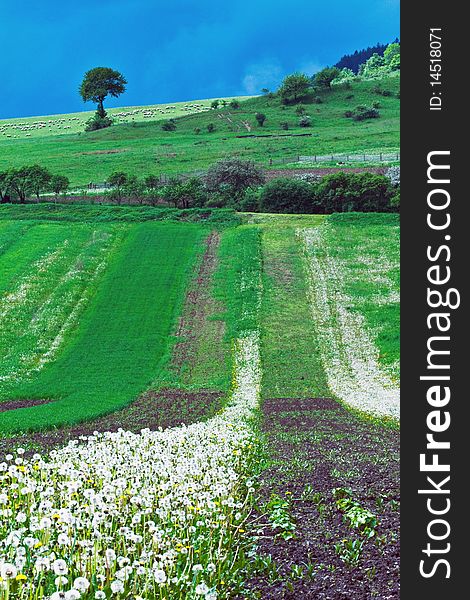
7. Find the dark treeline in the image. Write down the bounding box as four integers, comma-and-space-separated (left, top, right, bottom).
335, 39, 399, 73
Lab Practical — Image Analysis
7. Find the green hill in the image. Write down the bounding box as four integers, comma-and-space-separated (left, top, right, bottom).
0, 76, 399, 188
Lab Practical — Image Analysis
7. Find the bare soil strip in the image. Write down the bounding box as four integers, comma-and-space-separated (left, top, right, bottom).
245, 397, 399, 599
172, 230, 226, 383
0, 389, 222, 457
0, 398, 53, 412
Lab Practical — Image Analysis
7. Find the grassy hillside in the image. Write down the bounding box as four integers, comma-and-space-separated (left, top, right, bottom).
0, 96, 252, 139
0, 76, 399, 187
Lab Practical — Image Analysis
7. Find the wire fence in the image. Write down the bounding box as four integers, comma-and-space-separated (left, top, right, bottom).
79, 152, 399, 191
269, 151, 400, 165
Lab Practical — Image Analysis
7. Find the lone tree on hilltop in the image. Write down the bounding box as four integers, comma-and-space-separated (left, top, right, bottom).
80, 67, 127, 118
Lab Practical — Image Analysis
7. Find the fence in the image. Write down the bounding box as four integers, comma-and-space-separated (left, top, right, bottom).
269, 151, 400, 166
79, 153, 399, 191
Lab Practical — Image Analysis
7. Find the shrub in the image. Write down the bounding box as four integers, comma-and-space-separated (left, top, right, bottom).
230, 99, 240, 109
211, 100, 220, 109
295, 105, 307, 115
314, 172, 395, 212
238, 187, 261, 212
161, 176, 208, 209
106, 172, 129, 204
123, 176, 146, 204
50, 175, 70, 200
372, 101, 381, 109
313, 67, 341, 89
312, 96, 323, 104
194, 127, 201, 134
255, 112, 266, 126
161, 120, 176, 131
207, 123, 216, 133
278, 73, 311, 104
280, 121, 289, 130
205, 158, 265, 198
259, 178, 315, 213
144, 175, 160, 191
390, 189, 400, 211
345, 105, 380, 121
299, 115, 311, 127
85, 112, 113, 132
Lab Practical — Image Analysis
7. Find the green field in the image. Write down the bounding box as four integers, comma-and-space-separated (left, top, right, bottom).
0, 206, 400, 600
0, 76, 399, 187
0, 208, 399, 436
0, 220, 208, 434
319, 213, 400, 376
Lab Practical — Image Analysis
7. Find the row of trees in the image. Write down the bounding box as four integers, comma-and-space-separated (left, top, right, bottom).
2, 159, 399, 213
275, 42, 400, 105
0, 166, 69, 203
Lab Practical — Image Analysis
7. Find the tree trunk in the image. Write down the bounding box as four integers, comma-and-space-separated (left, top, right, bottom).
97, 99, 106, 118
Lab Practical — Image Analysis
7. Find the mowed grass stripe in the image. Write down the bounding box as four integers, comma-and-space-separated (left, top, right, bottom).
0, 222, 72, 297
0, 221, 34, 257
260, 222, 330, 399
0, 222, 207, 434
0, 225, 117, 383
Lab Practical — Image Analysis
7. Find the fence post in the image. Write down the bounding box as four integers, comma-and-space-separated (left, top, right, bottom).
380, 152, 383, 161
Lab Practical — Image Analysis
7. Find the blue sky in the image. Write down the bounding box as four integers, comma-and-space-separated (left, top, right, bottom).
0, 0, 399, 119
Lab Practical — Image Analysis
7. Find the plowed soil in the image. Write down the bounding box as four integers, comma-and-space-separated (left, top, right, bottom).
243, 397, 400, 599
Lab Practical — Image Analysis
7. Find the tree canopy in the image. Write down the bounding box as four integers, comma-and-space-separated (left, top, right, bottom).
79, 67, 127, 117
278, 73, 311, 104
313, 67, 341, 89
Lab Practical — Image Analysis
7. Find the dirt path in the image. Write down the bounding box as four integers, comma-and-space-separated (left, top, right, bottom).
244, 397, 399, 599
172, 230, 227, 384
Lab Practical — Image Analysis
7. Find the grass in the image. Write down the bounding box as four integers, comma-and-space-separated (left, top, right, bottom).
320, 213, 400, 374
0, 223, 117, 386
0, 76, 399, 187
259, 218, 330, 398
214, 226, 263, 339
0, 203, 241, 226
0, 96, 253, 139
0, 221, 207, 435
